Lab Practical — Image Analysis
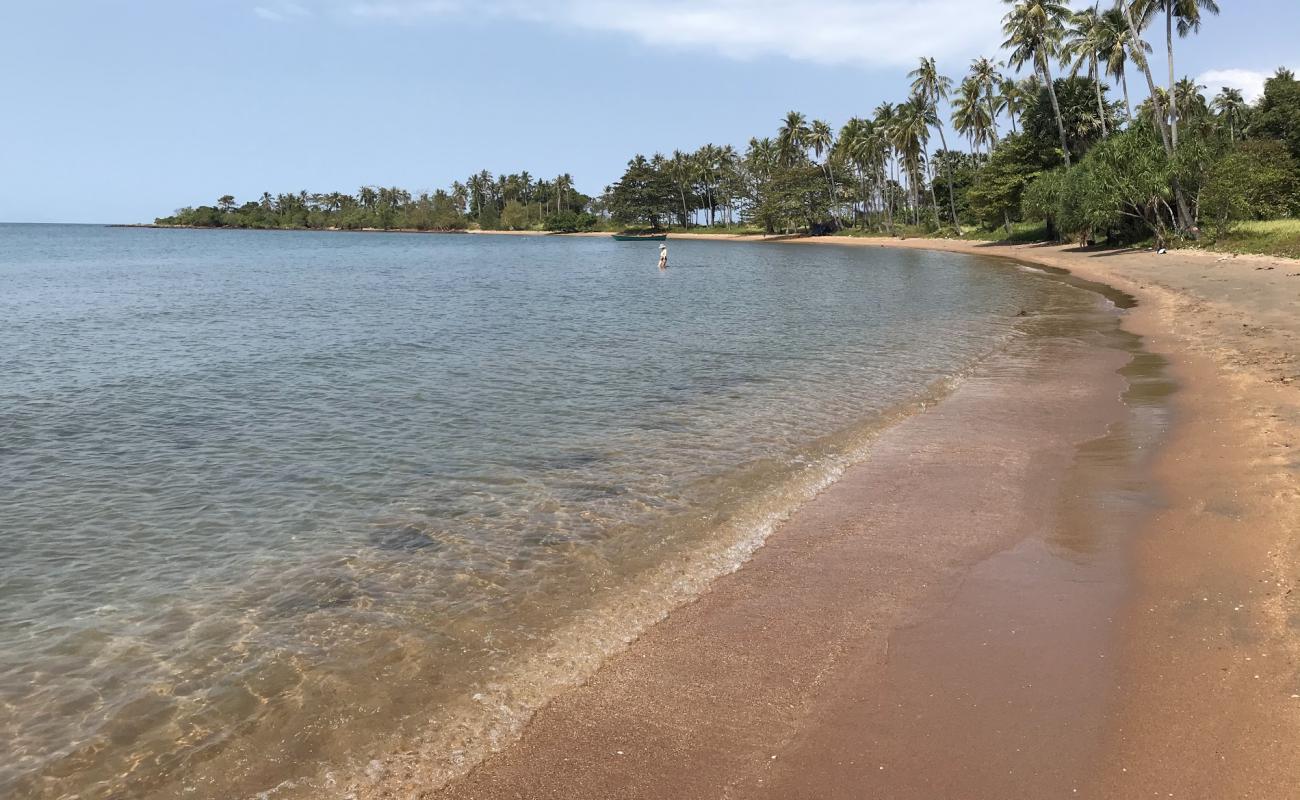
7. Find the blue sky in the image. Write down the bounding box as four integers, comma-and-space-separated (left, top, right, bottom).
2, 0, 1295, 223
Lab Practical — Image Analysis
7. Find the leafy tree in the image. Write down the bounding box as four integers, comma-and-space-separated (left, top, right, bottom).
499, 200, 531, 230
1023, 76, 1119, 164
608, 155, 675, 229
1252, 68, 1300, 161
1201, 140, 1300, 235
969, 132, 1056, 230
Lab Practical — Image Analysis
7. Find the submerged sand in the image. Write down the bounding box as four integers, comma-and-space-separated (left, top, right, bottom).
363, 237, 1300, 798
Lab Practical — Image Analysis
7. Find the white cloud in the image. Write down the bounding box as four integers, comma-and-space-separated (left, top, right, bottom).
542, 0, 1006, 68
349, 0, 461, 21
254, 2, 312, 22
1196, 67, 1289, 103
288, 0, 1007, 68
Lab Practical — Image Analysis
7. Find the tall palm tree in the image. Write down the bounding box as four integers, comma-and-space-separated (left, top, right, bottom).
908, 57, 963, 233
891, 94, 938, 227
873, 102, 900, 233
1064, 4, 1111, 136
809, 120, 839, 223
1099, 6, 1148, 122
1174, 77, 1208, 127
953, 77, 995, 154
1211, 86, 1245, 143
1133, 0, 1220, 147
668, 150, 694, 229
777, 111, 811, 166
969, 57, 1005, 145
1002, 0, 1074, 166
1000, 76, 1026, 134
1118, 0, 1194, 229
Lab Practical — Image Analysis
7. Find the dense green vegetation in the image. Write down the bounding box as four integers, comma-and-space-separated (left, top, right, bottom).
157, 173, 597, 233
159, 1, 1300, 255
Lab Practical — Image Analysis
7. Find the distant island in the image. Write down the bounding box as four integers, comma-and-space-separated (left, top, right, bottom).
158, 12, 1300, 258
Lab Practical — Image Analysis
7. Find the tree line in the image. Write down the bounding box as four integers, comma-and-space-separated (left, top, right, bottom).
603, 0, 1299, 246
156, 172, 597, 232
161, 0, 1300, 247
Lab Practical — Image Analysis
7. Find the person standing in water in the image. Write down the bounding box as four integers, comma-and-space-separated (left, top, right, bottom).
658, 243, 668, 270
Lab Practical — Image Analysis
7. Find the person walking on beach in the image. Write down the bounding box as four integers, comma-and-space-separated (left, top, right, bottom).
658, 243, 668, 270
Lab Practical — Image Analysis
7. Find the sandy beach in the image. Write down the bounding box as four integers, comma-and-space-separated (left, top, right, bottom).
351, 235, 1300, 799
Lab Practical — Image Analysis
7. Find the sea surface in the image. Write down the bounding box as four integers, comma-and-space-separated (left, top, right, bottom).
0, 224, 1095, 798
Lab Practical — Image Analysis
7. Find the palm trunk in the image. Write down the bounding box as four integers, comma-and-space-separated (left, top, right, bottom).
1092, 57, 1108, 136
924, 153, 941, 230
1166, 6, 1178, 149
985, 80, 1001, 145
1040, 59, 1072, 168
1122, 70, 1133, 121
931, 92, 963, 234
1120, 4, 1192, 231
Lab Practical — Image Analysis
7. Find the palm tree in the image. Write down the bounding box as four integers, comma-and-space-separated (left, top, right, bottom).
909, 57, 963, 233
1100, 6, 1148, 122
1174, 77, 1208, 132
777, 111, 810, 166
1000, 76, 1026, 134
969, 57, 1005, 145
668, 150, 694, 229
1064, 4, 1111, 137
873, 102, 900, 233
953, 77, 995, 154
809, 120, 839, 223
1002, 0, 1074, 167
1134, 0, 1220, 148
1211, 86, 1245, 143
891, 95, 937, 227
1118, 0, 1195, 230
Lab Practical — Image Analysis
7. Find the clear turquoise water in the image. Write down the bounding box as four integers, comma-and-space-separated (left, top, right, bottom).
0, 225, 1084, 798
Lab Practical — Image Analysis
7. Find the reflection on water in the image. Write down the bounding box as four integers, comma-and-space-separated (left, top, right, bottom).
2, 226, 1099, 798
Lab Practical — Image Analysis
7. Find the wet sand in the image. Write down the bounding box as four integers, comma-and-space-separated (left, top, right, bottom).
367, 237, 1300, 799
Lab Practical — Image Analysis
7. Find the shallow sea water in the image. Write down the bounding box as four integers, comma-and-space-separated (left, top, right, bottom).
0, 225, 1094, 798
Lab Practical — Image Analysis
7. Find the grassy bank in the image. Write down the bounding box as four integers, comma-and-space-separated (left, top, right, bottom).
1199, 219, 1300, 260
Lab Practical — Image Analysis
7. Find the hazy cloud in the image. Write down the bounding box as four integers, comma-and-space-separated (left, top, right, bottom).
291, 0, 1006, 67
1196, 67, 1289, 103
254, 2, 312, 22
349, 0, 461, 21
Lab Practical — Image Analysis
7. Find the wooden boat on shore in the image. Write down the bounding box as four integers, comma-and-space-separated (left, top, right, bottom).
611, 233, 668, 241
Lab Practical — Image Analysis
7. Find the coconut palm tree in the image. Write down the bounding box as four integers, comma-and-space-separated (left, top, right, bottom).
891, 94, 938, 227
1133, 0, 1220, 147
809, 119, 840, 223
909, 57, 963, 233
1064, 4, 1111, 136
953, 77, 995, 154
668, 150, 694, 229
969, 57, 1005, 145
1000, 76, 1026, 134
1174, 77, 1208, 127
873, 102, 900, 233
777, 110, 811, 166
1211, 86, 1246, 143
1118, 0, 1196, 230
1100, 6, 1148, 122
1002, 0, 1074, 167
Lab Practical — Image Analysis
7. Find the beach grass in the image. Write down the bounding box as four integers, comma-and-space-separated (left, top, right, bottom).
833, 222, 1048, 245
1202, 219, 1300, 260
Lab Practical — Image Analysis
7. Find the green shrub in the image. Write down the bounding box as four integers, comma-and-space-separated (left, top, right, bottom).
1201, 140, 1300, 236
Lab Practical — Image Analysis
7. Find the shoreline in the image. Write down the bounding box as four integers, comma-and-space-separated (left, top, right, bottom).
365, 236, 1299, 797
